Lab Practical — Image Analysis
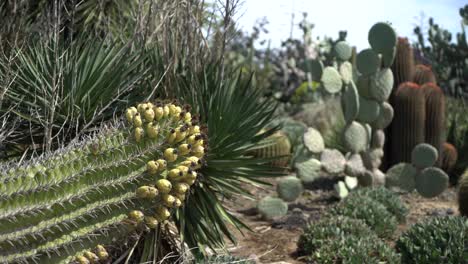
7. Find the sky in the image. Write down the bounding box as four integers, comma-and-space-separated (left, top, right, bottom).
235, 0, 466, 51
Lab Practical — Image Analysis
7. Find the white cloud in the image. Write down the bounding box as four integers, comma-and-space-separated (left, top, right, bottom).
236, 0, 464, 50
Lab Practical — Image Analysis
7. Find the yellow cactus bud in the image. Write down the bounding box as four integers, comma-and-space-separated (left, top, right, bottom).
133, 113, 143, 127
137, 103, 148, 113
174, 106, 182, 116
189, 125, 201, 135
146, 160, 159, 175
177, 166, 189, 176
193, 139, 204, 147
156, 179, 172, 194
145, 216, 159, 229
168, 168, 182, 179
185, 170, 197, 182
164, 148, 178, 162
174, 183, 189, 194
128, 210, 145, 223
173, 198, 182, 208
156, 159, 167, 171
147, 187, 159, 199
178, 144, 191, 155
83, 251, 99, 263
192, 145, 204, 158
184, 112, 192, 123
168, 104, 177, 116
175, 130, 187, 143
184, 178, 196, 185
174, 192, 186, 202
146, 102, 154, 109
136, 186, 150, 198
143, 108, 155, 122
163, 105, 170, 117
76, 256, 90, 264
162, 194, 176, 207
166, 129, 177, 144
187, 134, 201, 145
154, 107, 164, 120
95, 245, 109, 260
146, 124, 159, 139
180, 160, 197, 168
134, 127, 144, 143
155, 206, 171, 221
126, 108, 135, 123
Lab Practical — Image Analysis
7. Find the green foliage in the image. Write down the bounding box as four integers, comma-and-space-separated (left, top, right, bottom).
446, 98, 468, 184
396, 216, 468, 264
459, 169, 468, 217
199, 255, 255, 264
331, 195, 398, 238
310, 233, 400, 264
298, 216, 375, 254
353, 187, 408, 223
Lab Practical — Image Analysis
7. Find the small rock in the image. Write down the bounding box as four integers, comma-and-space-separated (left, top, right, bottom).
446, 208, 455, 215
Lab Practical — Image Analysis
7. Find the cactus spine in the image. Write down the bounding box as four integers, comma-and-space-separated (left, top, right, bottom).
391, 82, 426, 164
0, 101, 206, 263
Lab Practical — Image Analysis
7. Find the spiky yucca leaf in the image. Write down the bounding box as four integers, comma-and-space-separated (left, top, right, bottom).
171, 65, 283, 256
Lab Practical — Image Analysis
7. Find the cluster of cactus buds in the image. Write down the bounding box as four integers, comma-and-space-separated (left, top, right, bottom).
75, 245, 109, 264
124, 101, 206, 230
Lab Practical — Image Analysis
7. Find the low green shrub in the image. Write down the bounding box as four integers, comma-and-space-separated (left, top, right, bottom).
352, 186, 408, 223
396, 216, 468, 264
331, 195, 398, 238
298, 216, 375, 254
311, 234, 400, 264
199, 255, 255, 264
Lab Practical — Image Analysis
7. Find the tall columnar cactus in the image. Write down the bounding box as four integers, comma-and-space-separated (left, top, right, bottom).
441, 142, 458, 173
413, 64, 437, 85
422, 83, 446, 166
390, 38, 415, 95
0, 101, 206, 263
391, 82, 426, 164
458, 169, 468, 217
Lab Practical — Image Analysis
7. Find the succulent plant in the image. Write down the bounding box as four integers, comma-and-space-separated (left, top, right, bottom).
390, 38, 415, 94
413, 64, 437, 85
257, 196, 288, 220
345, 153, 366, 177
441, 142, 458, 173
356, 96, 381, 123
415, 167, 449, 198
370, 130, 385, 148
0, 101, 206, 263
385, 162, 417, 192
391, 82, 426, 164
341, 81, 360, 124
320, 149, 346, 175
356, 49, 380, 76
422, 83, 446, 166
371, 102, 394, 130
277, 176, 304, 202
343, 121, 368, 153
334, 41, 353, 61
411, 143, 438, 169
254, 131, 292, 167
458, 169, 468, 217
321, 67, 343, 94
369, 68, 394, 102
295, 158, 322, 184
303, 127, 325, 154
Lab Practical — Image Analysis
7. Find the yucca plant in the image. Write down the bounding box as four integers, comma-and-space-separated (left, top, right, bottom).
0, 37, 154, 157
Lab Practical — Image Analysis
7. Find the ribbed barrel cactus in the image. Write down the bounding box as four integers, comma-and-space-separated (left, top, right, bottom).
0, 101, 206, 263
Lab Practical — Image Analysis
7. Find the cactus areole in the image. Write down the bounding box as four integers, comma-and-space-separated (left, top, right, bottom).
0, 101, 206, 263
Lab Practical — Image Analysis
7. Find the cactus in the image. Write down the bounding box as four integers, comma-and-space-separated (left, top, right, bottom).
320, 149, 346, 175
441, 142, 458, 173
390, 38, 415, 92
334, 41, 353, 61
369, 68, 394, 102
257, 196, 288, 220
411, 143, 438, 169
255, 131, 292, 167
413, 64, 437, 85
0, 101, 206, 263
343, 121, 368, 153
321, 67, 343, 94
415, 167, 449, 198
277, 176, 303, 202
357, 96, 381, 123
422, 83, 446, 166
339, 61, 353, 84
356, 49, 380, 76
295, 158, 322, 184
303, 127, 325, 154
335, 181, 349, 198
458, 169, 468, 217
341, 81, 360, 124
385, 163, 417, 192
371, 130, 385, 148
368, 22, 398, 56
391, 82, 426, 164
371, 102, 394, 129
345, 153, 366, 177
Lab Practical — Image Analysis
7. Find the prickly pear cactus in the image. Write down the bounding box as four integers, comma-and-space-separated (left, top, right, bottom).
0, 101, 206, 263
257, 196, 288, 220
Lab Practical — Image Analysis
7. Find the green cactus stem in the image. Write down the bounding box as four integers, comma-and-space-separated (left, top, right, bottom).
441, 142, 458, 173
391, 82, 426, 165
254, 131, 292, 167
0, 101, 206, 263
421, 83, 446, 167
